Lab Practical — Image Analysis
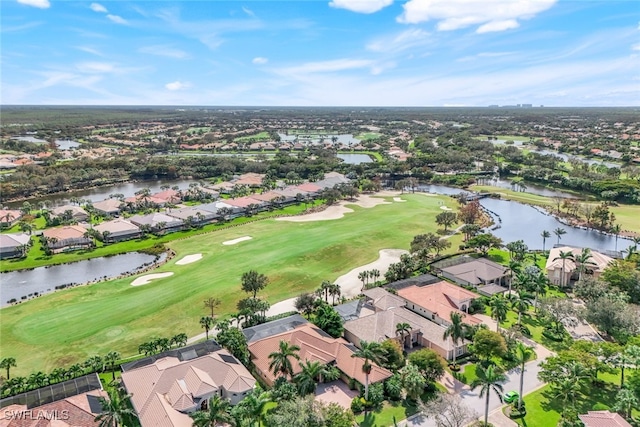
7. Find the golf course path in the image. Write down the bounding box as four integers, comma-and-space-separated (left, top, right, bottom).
131, 272, 174, 286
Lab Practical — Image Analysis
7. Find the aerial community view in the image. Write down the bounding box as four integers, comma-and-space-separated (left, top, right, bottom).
1, 1, 639, 427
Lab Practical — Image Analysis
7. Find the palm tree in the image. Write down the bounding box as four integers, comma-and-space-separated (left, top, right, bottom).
204, 297, 221, 318
511, 290, 533, 327
351, 340, 386, 401
233, 387, 271, 427
529, 271, 548, 313
489, 295, 509, 332
328, 283, 341, 305
0, 357, 17, 380
611, 224, 622, 251
94, 386, 135, 427
574, 248, 596, 282
200, 316, 214, 340
443, 313, 466, 367
514, 343, 534, 409
553, 250, 575, 288
395, 322, 412, 349
268, 340, 301, 380
553, 227, 566, 245
295, 360, 328, 395
190, 395, 235, 427
541, 230, 550, 251
470, 365, 507, 427
104, 351, 120, 381
506, 260, 521, 292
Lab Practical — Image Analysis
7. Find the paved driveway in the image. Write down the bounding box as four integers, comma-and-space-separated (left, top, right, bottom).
315, 380, 358, 409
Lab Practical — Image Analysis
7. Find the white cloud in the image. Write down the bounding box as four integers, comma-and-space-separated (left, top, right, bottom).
242, 6, 255, 17
632, 43, 640, 51
75, 46, 103, 56
397, 0, 556, 33
139, 45, 189, 59
367, 28, 430, 53
252, 57, 269, 65
477, 19, 519, 33
329, 0, 393, 14
17, 0, 50, 9
107, 14, 128, 25
277, 58, 375, 75
75, 62, 115, 73
165, 81, 190, 91
90, 3, 107, 13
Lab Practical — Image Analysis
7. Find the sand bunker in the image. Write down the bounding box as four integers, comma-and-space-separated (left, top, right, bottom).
393, 197, 406, 202
440, 206, 453, 211
277, 194, 390, 223
176, 254, 203, 265
222, 236, 252, 245
131, 272, 174, 286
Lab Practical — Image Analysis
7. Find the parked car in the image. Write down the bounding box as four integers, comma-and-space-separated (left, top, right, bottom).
503, 391, 520, 404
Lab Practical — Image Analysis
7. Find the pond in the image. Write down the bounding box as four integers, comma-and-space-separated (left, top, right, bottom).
474, 177, 579, 199
0, 252, 165, 307
415, 185, 632, 252
338, 153, 373, 164
11, 136, 48, 144
534, 149, 621, 169
55, 139, 81, 150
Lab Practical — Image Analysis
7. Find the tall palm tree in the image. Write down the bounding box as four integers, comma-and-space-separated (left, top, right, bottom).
295, 360, 328, 395
471, 365, 507, 427
611, 224, 622, 252
0, 357, 17, 380
200, 316, 214, 340
506, 260, 521, 292
233, 387, 271, 427
94, 387, 135, 427
574, 248, 596, 282
510, 291, 533, 327
489, 295, 509, 332
351, 340, 386, 401
541, 230, 551, 251
268, 340, 301, 380
190, 395, 235, 427
529, 272, 548, 313
328, 283, 341, 305
553, 227, 566, 245
443, 313, 466, 367
553, 250, 575, 288
514, 343, 534, 409
104, 351, 120, 382
395, 322, 413, 349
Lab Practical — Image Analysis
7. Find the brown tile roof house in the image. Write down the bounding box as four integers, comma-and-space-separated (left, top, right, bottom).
0, 209, 22, 227
92, 198, 122, 216
233, 173, 265, 187
42, 225, 92, 253
93, 219, 141, 242
398, 281, 482, 327
165, 207, 217, 224
0, 389, 107, 427
579, 411, 632, 427
121, 349, 256, 427
129, 213, 184, 232
249, 191, 282, 203
247, 320, 391, 387
294, 182, 323, 194
225, 196, 266, 209
153, 189, 182, 205
439, 256, 509, 291
546, 246, 614, 286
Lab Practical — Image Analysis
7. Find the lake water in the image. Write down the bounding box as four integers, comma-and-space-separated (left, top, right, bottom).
533, 149, 620, 169
338, 153, 373, 164
0, 252, 164, 307
415, 184, 632, 252
11, 136, 48, 144
5, 178, 195, 208
474, 177, 579, 199
55, 139, 81, 150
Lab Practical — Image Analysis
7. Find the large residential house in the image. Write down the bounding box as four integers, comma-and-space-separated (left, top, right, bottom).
578, 411, 632, 427
0, 209, 22, 228
121, 344, 255, 427
93, 219, 141, 242
0, 233, 30, 259
129, 213, 184, 233
92, 198, 123, 217
546, 246, 614, 286
244, 315, 392, 387
342, 288, 467, 361
42, 225, 92, 253
397, 281, 482, 327
51, 205, 89, 222
166, 207, 218, 226
436, 256, 509, 296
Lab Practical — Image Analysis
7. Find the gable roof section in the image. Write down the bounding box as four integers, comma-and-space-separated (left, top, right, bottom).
0, 233, 30, 249
94, 219, 140, 235
398, 281, 481, 326
441, 257, 508, 284
578, 411, 632, 427
42, 225, 87, 241
362, 287, 405, 311
546, 247, 613, 273
92, 198, 122, 213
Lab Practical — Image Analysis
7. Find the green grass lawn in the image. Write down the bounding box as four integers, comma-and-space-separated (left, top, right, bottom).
512, 371, 639, 427
356, 132, 382, 141
356, 400, 418, 427
1, 193, 458, 376
234, 131, 271, 142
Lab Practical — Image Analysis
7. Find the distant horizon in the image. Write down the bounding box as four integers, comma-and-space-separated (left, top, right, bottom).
3, 1, 638, 106
1, 105, 639, 109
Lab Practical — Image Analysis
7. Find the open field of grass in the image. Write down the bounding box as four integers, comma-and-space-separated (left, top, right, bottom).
356, 132, 381, 141
512, 372, 639, 427
0, 193, 458, 376
470, 184, 640, 234
234, 131, 271, 142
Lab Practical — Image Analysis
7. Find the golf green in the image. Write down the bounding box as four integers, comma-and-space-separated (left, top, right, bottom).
0, 193, 457, 376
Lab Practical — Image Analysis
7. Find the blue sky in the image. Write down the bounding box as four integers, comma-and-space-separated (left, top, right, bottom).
1, 0, 638, 106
